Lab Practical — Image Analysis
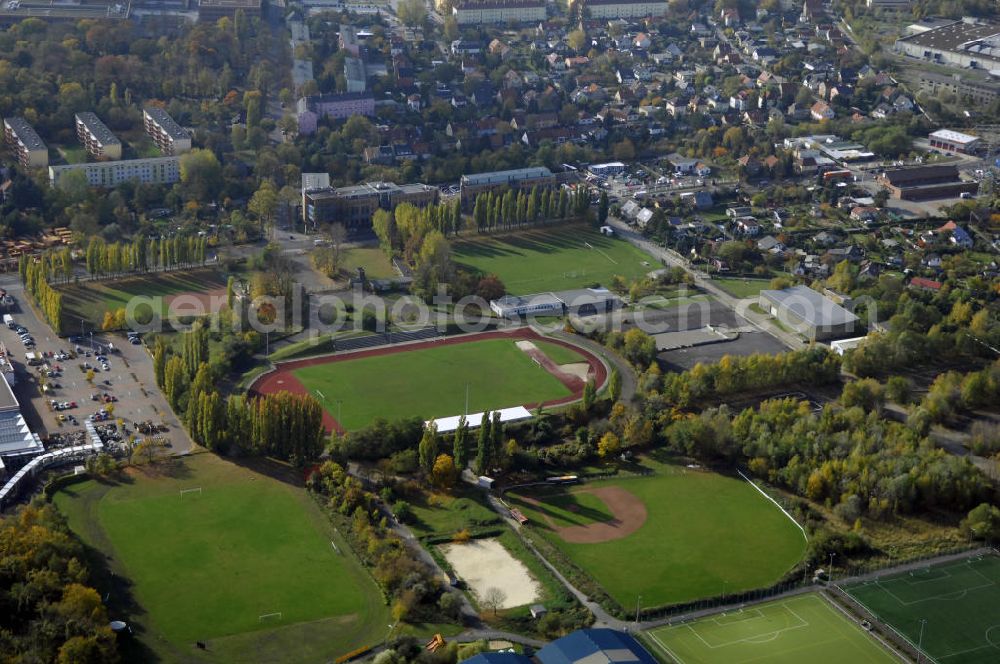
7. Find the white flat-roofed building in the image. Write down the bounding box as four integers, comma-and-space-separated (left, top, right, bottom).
459, 166, 555, 207
3, 117, 48, 169
584, 0, 667, 19
75, 112, 122, 160
452, 0, 546, 25
49, 156, 181, 188
588, 162, 627, 177
759, 285, 860, 341
142, 108, 192, 155
928, 128, 983, 153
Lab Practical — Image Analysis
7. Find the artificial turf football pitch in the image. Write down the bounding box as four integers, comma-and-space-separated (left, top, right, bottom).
644, 593, 898, 664
844, 554, 1000, 664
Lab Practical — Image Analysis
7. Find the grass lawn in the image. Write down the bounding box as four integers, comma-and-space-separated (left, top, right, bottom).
533, 340, 587, 366
340, 246, 396, 280
58, 145, 88, 164
644, 594, 898, 664
714, 277, 772, 299
53, 454, 389, 662
844, 555, 1000, 664
506, 459, 807, 608
293, 338, 573, 430
453, 225, 657, 294
59, 268, 229, 328
406, 488, 502, 539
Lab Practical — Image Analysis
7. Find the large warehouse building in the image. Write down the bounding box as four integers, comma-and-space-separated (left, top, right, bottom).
759, 285, 860, 341
875, 164, 978, 200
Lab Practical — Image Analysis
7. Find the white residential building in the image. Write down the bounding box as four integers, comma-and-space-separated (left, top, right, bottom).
49, 156, 181, 188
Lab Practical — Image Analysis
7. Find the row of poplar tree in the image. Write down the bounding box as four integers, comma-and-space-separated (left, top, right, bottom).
19, 255, 64, 333
418, 410, 509, 477
471, 185, 590, 233
84, 236, 209, 278
152, 326, 324, 465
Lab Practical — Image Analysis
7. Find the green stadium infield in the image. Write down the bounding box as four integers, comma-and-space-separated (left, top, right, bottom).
248, 328, 607, 432
505, 460, 807, 608
844, 553, 1000, 664
644, 593, 900, 664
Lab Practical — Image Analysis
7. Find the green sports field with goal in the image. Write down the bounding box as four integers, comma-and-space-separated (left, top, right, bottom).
844, 553, 1000, 664
452, 225, 657, 294
53, 454, 389, 663
644, 593, 899, 664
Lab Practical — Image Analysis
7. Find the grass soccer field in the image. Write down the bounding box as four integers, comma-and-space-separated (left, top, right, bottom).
53, 454, 389, 662
290, 336, 586, 430
844, 554, 1000, 664
59, 268, 230, 327
644, 593, 899, 664
452, 225, 657, 294
505, 459, 807, 608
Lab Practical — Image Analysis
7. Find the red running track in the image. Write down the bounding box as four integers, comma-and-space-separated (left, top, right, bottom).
248, 328, 607, 433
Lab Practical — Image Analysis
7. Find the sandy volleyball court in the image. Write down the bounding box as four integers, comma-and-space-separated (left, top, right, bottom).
440, 538, 541, 609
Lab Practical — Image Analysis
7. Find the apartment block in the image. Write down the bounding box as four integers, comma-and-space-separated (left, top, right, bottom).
3, 117, 48, 169
296, 92, 375, 134
142, 108, 192, 156
452, 0, 546, 25
303, 181, 438, 235
583, 0, 667, 19
49, 157, 181, 188
74, 112, 122, 160
198, 0, 261, 22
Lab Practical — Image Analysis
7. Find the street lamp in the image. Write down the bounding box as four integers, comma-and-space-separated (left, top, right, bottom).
917, 619, 927, 663
829, 552, 837, 584
385, 623, 396, 648
336, 399, 343, 424
634, 595, 642, 629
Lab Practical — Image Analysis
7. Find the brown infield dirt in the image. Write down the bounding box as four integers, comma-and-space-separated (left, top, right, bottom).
248, 328, 607, 433
525, 486, 648, 544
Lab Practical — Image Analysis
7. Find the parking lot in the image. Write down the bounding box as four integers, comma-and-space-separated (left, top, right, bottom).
0, 281, 191, 455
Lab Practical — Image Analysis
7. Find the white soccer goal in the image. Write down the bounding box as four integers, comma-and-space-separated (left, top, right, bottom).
258, 612, 282, 623
179, 487, 202, 496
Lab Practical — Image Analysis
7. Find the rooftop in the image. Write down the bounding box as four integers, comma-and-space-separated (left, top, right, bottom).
307, 181, 435, 200
536, 629, 659, 664
143, 108, 190, 141
760, 285, 859, 328
898, 19, 1000, 55
3, 117, 46, 151
929, 128, 981, 144
199, 0, 261, 7
881, 164, 960, 186
75, 112, 121, 146
461, 166, 553, 186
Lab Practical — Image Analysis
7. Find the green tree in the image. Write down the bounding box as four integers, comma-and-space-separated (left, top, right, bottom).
418, 423, 439, 474
475, 412, 492, 475
961, 503, 1000, 542
609, 367, 622, 401
453, 416, 469, 470
598, 191, 609, 225
583, 378, 596, 411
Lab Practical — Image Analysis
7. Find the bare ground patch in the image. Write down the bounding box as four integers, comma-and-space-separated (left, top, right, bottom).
522, 486, 648, 544
439, 538, 541, 609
